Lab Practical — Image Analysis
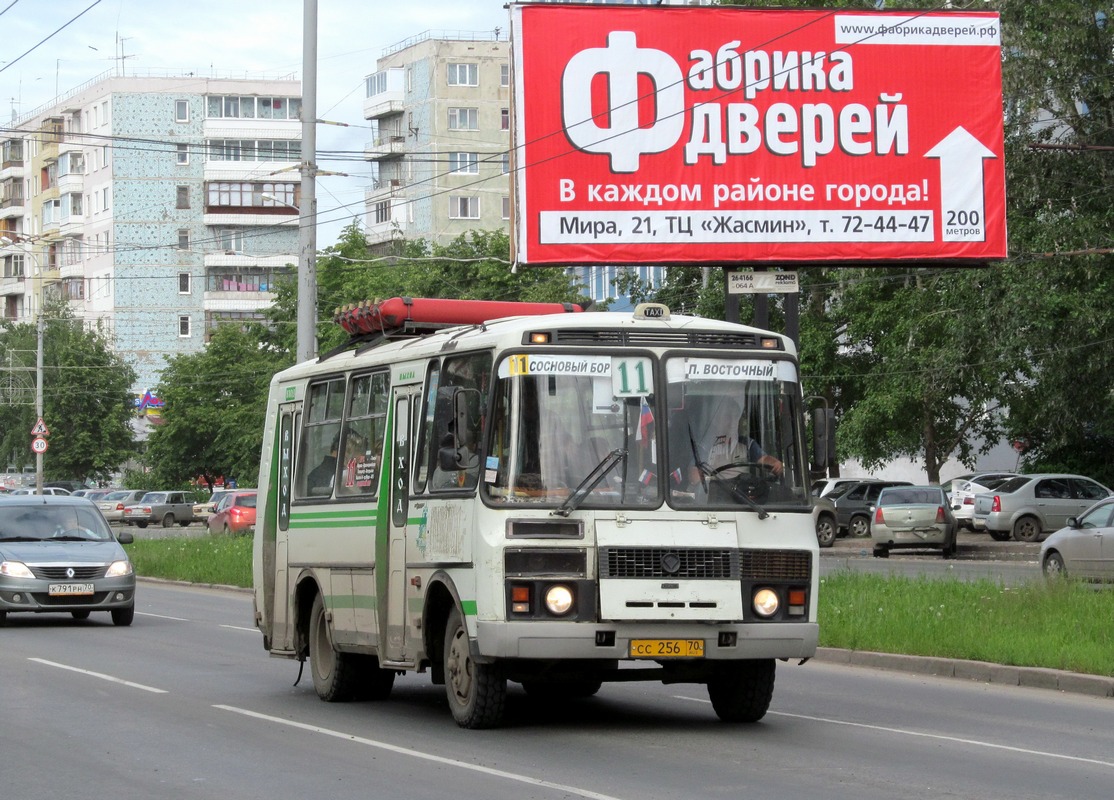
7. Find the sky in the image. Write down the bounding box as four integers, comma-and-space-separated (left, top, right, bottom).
0, 0, 509, 244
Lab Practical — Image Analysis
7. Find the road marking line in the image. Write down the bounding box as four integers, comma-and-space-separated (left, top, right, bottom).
137, 611, 189, 621
219, 624, 258, 633
29, 658, 168, 694
673, 695, 1114, 769
215, 705, 626, 800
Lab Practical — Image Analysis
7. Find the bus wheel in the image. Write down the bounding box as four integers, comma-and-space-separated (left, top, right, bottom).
707, 659, 775, 723
443, 606, 506, 729
309, 594, 358, 702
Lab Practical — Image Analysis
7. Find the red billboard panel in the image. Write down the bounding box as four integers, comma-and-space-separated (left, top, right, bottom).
509, 4, 1006, 265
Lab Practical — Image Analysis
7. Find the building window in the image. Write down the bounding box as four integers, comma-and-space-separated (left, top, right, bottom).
448, 152, 478, 174
447, 63, 478, 86
206, 266, 285, 293
65, 193, 82, 217
176, 144, 190, 165
176, 186, 190, 209
205, 95, 302, 120
178, 315, 192, 337
500, 63, 510, 87
206, 181, 297, 209
178, 273, 191, 294
175, 99, 189, 122
216, 228, 245, 252
501, 152, 510, 175
207, 139, 300, 162
502, 195, 510, 220
501, 108, 510, 131
373, 200, 390, 225
449, 196, 479, 219
177, 229, 190, 250
448, 107, 478, 131
101, 186, 110, 212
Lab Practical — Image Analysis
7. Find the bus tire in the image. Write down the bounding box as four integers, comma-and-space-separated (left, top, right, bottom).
444, 605, 506, 729
707, 659, 775, 723
309, 593, 358, 702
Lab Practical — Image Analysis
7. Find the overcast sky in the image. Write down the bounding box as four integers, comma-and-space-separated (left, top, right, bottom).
0, 0, 509, 243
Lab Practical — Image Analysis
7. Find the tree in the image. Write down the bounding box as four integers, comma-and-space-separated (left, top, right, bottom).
0, 306, 136, 483
143, 322, 289, 490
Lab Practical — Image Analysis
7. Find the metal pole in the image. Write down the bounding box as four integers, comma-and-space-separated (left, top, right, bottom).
36, 266, 43, 493
297, 0, 318, 363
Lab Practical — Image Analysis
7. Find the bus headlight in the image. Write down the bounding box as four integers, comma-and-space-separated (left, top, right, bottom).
752, 588, 780, 618
544, 584, 574, 616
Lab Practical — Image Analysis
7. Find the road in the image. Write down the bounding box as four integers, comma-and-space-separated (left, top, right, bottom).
3, 581, 1112, 800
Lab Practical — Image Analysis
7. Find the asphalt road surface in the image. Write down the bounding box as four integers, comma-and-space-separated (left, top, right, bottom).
3, 582, 1111, 800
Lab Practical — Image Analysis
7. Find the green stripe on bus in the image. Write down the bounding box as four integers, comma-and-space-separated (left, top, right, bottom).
461, 600, 477, 616
327, 594, 378, 611
290, 509, 377, 521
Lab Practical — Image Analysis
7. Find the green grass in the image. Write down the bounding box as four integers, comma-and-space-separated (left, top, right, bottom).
123, 538, 1114, 678
125, 535, 252, 589
820, 572, 1114, 677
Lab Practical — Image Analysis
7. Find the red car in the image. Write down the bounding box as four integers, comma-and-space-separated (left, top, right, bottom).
207, 490, 257, 535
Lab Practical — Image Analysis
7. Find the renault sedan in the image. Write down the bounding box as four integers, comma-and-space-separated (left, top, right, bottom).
1040, 498, 1114, 582
870, 485, 957, 559
972, 474, 1112, 542
0, 495, 135, 625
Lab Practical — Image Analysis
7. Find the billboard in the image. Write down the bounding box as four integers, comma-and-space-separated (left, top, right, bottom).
510, 4, 1006, 266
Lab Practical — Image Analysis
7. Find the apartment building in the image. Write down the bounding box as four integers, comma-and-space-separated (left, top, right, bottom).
364, 32, 511, 249
0, 72, 301, 393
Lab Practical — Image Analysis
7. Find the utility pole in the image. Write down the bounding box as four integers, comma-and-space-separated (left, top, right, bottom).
298, 0, 318, 363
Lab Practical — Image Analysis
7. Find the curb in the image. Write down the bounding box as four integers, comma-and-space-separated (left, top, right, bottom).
814, 647, 1114, 698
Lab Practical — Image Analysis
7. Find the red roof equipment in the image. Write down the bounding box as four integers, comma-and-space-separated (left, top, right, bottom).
334, 297, 583, 337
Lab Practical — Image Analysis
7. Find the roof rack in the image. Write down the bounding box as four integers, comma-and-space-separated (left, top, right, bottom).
332, 296, 583, 337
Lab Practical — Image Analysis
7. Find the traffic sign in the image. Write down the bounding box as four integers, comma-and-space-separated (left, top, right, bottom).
31, 436, 48, 454
31, 417, 49, 436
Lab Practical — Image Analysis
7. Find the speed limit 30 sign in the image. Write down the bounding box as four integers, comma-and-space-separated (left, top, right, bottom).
31, 436, 48, 454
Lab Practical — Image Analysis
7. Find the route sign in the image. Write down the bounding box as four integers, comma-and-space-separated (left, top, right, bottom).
31, 436, 48, 454
31, 417, 49, 436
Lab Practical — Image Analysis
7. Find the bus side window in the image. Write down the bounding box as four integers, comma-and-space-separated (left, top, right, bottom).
337, 371, 389, 497
429, 353, 490, 492
413, 362, 440, 493
297, 378, 344, 499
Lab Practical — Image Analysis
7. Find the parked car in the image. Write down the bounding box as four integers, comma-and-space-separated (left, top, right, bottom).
950, 472, 1021, 530
124, 491, 198, 528
97, 489, 149, 524
870, 485, 957, 559
43, 480, 88, 493
810, 478, 870, 498
939, 473, 975, 505
192, 490, 235, 523
972, 474, 1113, 542
830, 479, 913, 538
813, 495, 838, 547
10, 487, 71, 496
1040, 497, 1114, 582
207, 490, 257, 535
0, 494, 135, 625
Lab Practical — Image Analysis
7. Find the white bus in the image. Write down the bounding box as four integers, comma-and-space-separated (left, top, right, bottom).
252, 297, 824, 728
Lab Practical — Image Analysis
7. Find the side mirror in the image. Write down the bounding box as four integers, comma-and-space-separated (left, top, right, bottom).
810, 406, 836, 472
117, 530, 134, 545
1066, 516, 1080, 529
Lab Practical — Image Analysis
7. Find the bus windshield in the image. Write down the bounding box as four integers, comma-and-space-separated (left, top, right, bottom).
483, 352, 808, 510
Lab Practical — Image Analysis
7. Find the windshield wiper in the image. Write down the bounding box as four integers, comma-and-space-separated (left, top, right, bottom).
551, 448, 627, 517
0, 535, 41, 542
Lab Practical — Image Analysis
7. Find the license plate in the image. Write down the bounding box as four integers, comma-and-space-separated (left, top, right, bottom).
49, 583, 94, 596
630, 639, 705, 658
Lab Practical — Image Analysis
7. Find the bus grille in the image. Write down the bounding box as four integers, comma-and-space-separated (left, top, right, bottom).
739, 549, 811, 581
599, 547, 810, 582
600, 548, 738, 579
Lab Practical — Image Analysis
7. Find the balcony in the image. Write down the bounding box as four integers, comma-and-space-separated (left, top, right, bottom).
365, 135, 407, 161
363, 90, 405, 121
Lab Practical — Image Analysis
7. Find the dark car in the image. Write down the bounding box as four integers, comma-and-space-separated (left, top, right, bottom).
0, 495, 135, 625
829, 479, 914, 538
123, 491, 198, 528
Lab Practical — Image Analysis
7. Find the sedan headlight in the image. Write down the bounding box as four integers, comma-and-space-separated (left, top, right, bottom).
105, 560, 134, 578
0, 560, 34, 579
544, 584, 574, 616
752, 588, 780, 618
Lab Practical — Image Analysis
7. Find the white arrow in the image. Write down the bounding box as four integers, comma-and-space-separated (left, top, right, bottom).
925, 126, 996, 243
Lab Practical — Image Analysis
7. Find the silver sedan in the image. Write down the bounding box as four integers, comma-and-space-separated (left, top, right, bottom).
1040, 497, 1114, 582
870, 485, 958, 559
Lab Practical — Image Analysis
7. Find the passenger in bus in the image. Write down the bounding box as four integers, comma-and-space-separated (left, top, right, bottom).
307, 434, 339, 495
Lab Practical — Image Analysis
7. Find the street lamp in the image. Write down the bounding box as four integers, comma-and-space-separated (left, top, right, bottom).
0, 235, 44, 493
